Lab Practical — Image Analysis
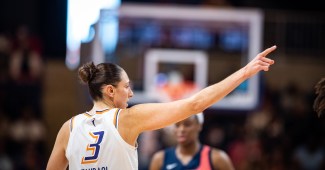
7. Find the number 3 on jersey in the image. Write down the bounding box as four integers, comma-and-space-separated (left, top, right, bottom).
81, 131, 105, 164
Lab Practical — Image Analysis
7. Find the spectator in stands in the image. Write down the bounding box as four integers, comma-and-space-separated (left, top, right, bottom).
8, 24, 44, 118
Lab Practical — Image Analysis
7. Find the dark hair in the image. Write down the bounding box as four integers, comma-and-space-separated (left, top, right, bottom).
314, 78, 325, 117
78, 62, 123, 101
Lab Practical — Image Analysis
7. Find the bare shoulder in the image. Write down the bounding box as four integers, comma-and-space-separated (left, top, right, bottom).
210, 148, 234, 170
60, 120, 70, 136
46, 120, 70, 170
210, 148, 230, 161
152, 150, 165, 162
149, 150, 165, 170
56, 120, 71, 150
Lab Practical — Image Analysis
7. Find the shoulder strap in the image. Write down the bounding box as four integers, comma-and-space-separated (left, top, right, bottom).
69, 116, 75, 132
197, 145, 213, 170
113, 109, 121, 129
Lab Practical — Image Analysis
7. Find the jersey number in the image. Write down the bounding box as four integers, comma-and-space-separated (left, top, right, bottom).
81, 131, 105, 164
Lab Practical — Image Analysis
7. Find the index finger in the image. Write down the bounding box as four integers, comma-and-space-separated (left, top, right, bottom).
260, 45, 277, 57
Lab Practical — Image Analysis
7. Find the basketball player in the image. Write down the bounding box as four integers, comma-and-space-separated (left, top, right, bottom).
313, 78, 325, 117
46, 46, 276, 170
149, 113, 234, 170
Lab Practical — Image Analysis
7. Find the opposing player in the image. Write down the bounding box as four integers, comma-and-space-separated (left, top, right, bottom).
149, 113, 234, 170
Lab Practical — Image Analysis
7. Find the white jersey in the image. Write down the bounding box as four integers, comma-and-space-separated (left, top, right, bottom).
66, 108, 138, 170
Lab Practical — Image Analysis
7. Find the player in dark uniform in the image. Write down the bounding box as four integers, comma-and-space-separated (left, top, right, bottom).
150, 114, 234, 170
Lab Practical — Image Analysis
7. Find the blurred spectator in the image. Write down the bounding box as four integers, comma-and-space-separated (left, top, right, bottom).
0, 110, 11, 170
0, 110, 10, 140
0, 33, 11, 83
280, 83, 309, 146
15, 143, 46, 170
0, 33, 11, 113
8, 24, 44, 118
9, 105, 46, 143
204, 125, 226, 149
228, 134, 265, 170
266, 146, 286, 170
10, 24, 42, 85
280, 83, 306, 116
138, 131, 161, 170
0, 140, 13, 170
293, 134, 324, 170
7, 105, 47, 170
138, 125, 178, 169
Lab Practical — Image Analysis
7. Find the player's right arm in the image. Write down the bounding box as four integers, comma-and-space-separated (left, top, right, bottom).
46, 121, 70, 170
119, 46, 276, 145
149, 150, 165, 170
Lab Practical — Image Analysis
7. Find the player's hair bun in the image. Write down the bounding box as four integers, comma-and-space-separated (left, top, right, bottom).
78, 62, 98, 84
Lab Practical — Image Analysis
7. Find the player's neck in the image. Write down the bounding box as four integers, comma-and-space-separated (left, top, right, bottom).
177, 140, 200, 156
92, 100, 115, 111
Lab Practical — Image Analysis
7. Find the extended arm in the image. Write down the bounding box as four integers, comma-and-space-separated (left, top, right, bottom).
120, 46, 276, 143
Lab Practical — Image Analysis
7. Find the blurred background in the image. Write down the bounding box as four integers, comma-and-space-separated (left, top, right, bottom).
0, 0, 324, 170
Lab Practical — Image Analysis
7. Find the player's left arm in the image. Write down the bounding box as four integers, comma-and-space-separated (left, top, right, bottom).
210, 148, 235, 170
46, 121, 70, 170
